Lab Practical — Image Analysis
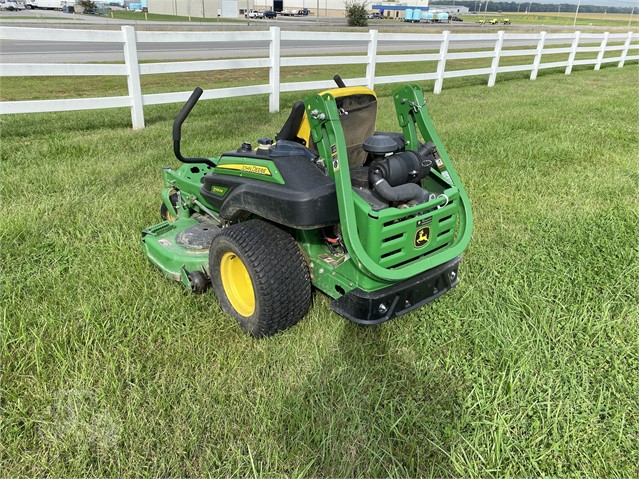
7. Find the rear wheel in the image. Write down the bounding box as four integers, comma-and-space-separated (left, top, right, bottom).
209, 220, 311, 337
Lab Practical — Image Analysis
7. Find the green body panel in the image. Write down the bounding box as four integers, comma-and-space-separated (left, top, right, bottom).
161, 163, 216, 217
354, 177, 460, 269
144, 83, 472, 299
159, 154, 284, 218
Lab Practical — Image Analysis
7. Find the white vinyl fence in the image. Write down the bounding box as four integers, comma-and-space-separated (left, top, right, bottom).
1, 26, 637, 129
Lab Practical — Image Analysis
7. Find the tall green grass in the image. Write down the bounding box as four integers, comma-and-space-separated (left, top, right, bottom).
1, 64, 637, 477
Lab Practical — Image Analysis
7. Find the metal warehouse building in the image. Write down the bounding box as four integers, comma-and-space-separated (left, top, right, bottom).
148, 0, 430, 19
431, 4, 469, 14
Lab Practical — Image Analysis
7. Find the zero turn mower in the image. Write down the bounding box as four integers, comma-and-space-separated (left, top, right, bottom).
142, 76, 473, 337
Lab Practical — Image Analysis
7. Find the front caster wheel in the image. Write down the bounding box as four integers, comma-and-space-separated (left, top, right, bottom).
187, 271, 210, 294
160, 193, 179, 222
209, 220, 311, 337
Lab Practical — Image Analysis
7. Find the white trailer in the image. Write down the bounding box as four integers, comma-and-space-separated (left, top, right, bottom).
26, 0, 67, 9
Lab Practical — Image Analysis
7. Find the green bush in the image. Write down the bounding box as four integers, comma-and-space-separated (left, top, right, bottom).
79, 0, 96, 13
344, 0, 369, 27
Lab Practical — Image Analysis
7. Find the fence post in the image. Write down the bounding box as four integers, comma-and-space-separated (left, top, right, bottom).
366, 29, 378, 90
433, 31, 449, 95
530, 31, 546, 80
488, 30, 504, 87
566, 31, 581, 75
121, 26, 144, 129
269, 26, 281, 113
594, 32, 609, 70
618, 31, 633, 68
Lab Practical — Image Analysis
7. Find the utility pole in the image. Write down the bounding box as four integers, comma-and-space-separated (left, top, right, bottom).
483, 0, 488, 23
573, 0, 580, 27
630, 7, 635, 28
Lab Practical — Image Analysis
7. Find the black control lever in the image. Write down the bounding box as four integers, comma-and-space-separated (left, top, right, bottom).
173, 87, 216, 168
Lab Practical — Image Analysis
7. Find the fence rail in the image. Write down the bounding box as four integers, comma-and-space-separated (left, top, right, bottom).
1, 26, 637, 129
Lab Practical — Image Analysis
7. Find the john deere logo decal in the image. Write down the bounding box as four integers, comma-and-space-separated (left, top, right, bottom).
415, 226, 431, 248
217, 164, 272, 176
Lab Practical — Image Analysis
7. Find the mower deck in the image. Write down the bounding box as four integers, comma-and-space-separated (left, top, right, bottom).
142, 216, 219, 287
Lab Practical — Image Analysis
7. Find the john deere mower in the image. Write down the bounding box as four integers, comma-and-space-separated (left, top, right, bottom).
142, 76, 472, 337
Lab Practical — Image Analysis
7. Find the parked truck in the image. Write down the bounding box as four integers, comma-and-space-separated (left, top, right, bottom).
2, 1, 27, 10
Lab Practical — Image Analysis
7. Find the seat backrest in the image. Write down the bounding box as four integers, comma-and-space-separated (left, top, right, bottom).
275, 101, 306, 143
297, 86, 377, 169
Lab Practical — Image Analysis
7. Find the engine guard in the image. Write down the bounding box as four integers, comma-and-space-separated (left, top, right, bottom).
330, 256, 462, 325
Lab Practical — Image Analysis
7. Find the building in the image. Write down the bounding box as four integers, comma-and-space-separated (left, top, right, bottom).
430, 4, 468, 14
148, 0, 420, 19
370, 1, 430, 19
148, 0, 256, 18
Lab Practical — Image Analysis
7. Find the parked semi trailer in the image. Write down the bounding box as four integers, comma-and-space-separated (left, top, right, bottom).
25, 0, 66, 9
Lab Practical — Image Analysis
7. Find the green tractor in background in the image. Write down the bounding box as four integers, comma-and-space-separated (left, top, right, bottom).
142, 76, 473, 337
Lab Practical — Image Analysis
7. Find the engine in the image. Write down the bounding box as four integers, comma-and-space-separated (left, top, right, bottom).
363, 135, 439, 205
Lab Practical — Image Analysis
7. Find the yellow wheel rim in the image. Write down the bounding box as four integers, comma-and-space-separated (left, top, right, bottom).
220, 252, 255, 317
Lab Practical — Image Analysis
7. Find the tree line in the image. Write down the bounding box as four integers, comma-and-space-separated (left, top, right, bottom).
430, 1, 636, 14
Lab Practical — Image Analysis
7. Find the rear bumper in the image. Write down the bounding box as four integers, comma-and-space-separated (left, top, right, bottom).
330, 256, 462, 325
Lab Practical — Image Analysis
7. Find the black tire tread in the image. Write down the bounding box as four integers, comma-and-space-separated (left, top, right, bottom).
209, 220, 311, 337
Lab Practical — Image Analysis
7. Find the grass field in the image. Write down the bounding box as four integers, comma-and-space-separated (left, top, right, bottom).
107, 10, 246, 23
461, 10, 639, 27
1, 63, 638, 476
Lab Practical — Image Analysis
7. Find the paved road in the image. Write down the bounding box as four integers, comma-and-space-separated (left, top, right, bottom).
1, 39, 466, 61
1, 36, 575, 63
0, 11, 576, 63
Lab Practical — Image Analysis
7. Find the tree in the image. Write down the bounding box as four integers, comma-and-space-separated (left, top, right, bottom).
345, 0, 369, 27
79, 0, 96, 13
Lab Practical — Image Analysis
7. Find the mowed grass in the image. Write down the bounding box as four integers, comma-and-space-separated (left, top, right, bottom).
1, 64, 638, 477
461, 11, 639, 27
107, 10, 247, 23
